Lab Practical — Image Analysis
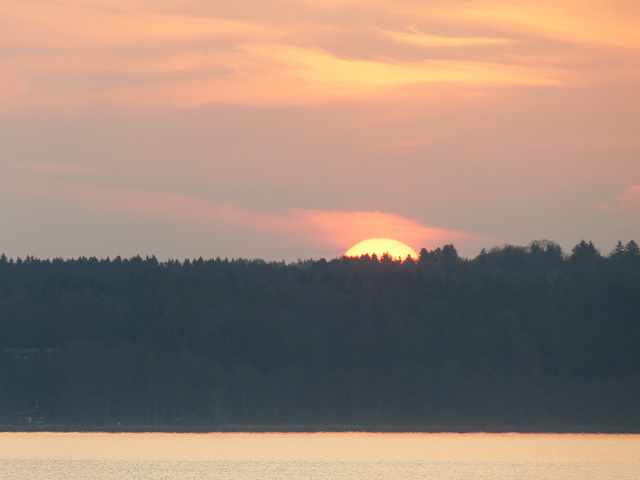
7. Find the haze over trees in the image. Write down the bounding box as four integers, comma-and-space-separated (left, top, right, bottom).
1, 240, 639, 430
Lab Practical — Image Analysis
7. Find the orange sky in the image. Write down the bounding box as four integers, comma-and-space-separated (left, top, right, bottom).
0, 0, 639, 260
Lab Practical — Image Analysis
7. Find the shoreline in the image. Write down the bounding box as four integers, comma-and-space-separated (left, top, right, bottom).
2, 424, 639, 434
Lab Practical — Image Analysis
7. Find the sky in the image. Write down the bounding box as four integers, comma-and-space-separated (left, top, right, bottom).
1, 0, 639, 261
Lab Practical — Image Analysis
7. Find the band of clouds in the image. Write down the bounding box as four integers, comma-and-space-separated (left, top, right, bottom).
459, 1, 640, 48
5, 0, 631, 110
373, 26, 516, 47
4, 164, 472, 254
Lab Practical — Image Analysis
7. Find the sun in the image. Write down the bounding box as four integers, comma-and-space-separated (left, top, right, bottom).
344, 238, 419, 260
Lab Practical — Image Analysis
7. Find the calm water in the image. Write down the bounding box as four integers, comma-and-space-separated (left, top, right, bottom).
1, 432, 639, 479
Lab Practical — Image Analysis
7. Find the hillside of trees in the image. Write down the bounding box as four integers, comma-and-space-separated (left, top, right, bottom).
1, 240, 639, 431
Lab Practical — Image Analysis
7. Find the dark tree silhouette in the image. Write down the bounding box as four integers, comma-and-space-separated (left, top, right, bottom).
0, 240, 638, 430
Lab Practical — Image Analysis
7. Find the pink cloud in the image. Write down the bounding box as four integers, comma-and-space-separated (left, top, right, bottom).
287, 209, 472, 251
598, 186, 640, 221
15, 176, 474, 254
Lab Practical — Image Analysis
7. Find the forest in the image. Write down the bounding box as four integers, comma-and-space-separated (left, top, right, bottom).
0, 239, 639, 431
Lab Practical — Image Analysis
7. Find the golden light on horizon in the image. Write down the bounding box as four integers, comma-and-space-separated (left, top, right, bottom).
344, 238, 419, 260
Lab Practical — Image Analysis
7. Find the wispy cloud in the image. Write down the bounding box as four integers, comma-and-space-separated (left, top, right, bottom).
1, 0, 584, 110
298, 0, 640, 48
242, 43, 566, 89
1, 1, 287, 48
4, 172, 474, 254
374, 26, 516, 47
597, 186, 640, 223
459, 1, 640, 48
287, 209, 473, 250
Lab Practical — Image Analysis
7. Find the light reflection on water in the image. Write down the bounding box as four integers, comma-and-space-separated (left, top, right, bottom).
1, 433, 639, 480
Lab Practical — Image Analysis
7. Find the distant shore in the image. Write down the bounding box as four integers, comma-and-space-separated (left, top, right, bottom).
2, 424, 638, 434
3, 253, 639, 434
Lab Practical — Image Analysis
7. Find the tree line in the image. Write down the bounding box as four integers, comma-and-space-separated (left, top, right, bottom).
0, 239, 639, 430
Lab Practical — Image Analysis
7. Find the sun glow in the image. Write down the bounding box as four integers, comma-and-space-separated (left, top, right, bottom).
344, 238, 419, 260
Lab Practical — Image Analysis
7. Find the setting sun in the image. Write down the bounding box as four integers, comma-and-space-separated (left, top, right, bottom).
344, 238, 419, 260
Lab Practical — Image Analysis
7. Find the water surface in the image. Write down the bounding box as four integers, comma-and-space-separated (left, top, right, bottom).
1, 432, 638, 479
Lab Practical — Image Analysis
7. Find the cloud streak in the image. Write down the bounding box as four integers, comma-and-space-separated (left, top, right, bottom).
598, 186, 640, 223
460, 1, 640, 48
1, 0, 590, 110
374, 26, 516, 47
4, 168, 473, 255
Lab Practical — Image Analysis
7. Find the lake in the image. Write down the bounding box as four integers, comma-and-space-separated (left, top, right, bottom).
1, 432, 639, 479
